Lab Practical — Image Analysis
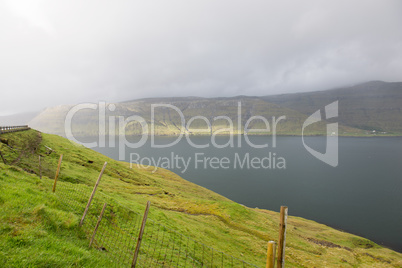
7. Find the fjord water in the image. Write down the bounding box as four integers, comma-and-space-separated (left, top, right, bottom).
88, 136, 402, 252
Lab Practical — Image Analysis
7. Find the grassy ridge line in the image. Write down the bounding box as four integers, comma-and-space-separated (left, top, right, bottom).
0, 130, 401, 267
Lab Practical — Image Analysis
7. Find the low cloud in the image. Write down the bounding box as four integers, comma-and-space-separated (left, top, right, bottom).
1, 0, 401, 115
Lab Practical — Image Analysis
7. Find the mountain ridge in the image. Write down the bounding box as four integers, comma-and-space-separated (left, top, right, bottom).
27, 81, 402, 137
262, 81, 402, 133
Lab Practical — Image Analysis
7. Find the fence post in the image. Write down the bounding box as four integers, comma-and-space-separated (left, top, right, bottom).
276, 206, 288, 268
266, 241, 276, 268
80, 162, 107, 226
131, 201, 151, 268
0, 149, 6, 165
52, 154, 63, 192
89, 203, 107, 248
38, 155, 42, 179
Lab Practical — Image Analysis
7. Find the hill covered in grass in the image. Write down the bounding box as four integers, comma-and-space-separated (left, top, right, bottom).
0, 129, 401, 267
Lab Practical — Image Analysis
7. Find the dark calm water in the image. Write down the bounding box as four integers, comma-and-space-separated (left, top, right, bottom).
82, 135, 402, 252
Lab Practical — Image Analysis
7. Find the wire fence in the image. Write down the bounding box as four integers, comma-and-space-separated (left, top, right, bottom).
52, 177, 261, 268
1, 129, 278, 267
89, 200, 143, 267
138, 217, 258, 268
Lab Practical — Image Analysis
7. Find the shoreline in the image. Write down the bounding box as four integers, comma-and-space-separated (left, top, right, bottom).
67, 133, 402, 138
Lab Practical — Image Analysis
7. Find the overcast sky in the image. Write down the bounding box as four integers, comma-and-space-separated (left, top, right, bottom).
1, 0, 401, 115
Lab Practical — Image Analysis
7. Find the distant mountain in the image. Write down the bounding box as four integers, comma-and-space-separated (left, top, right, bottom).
0, 111, 40, 126
263, 81, 402, 133
28, 81, 402, 137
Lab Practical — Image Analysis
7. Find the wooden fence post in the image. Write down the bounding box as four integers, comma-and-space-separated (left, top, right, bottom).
266, 241, 276, 268
79, 162, 107, 226
131, 201, 151, 268
38, 155, 42, 179
276, 206, 288, 268
0, 149, 7, 165
89, 203, 107, 248
52, 154, 63, 192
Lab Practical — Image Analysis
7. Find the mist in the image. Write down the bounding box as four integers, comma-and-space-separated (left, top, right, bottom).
1, 0, 402, 115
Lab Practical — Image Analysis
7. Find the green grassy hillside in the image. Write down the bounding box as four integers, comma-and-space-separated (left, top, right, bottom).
0, 130, 401, 267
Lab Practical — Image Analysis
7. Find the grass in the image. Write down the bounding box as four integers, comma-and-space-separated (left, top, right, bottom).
0, 129, 401, 267
0, 165, 113, 267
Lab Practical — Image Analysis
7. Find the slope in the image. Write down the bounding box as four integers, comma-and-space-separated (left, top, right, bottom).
0, 130, 401, 267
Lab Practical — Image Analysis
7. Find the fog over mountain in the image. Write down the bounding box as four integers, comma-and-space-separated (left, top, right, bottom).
1, 0, 402, 115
